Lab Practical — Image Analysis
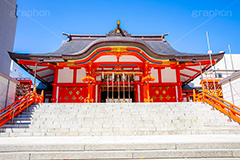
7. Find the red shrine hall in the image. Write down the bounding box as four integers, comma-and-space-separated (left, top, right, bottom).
9, 21, 224, 103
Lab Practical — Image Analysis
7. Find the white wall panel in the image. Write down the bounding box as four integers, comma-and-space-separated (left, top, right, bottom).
76, 68, 86, 83
119, 55, 142, 62
0, 76, 8, 108
150, 68, 159, 83
222, 83, 233, 103
0, 75, 17, 109
186, 65, 204, 71
222, 77, 240, 107
215, 54, 240, 70
231, 78, 240, 107
0, 76, 8, 85
180, 69, 196, 77
180, 75, 188, 82
134, 68, 140, 70
161, 68, 176, 83
7, 81, 16, 106
96, 75, 101, 81
58, 68, 73, 83
134, 76, 140, 81
95, 55, 117, 62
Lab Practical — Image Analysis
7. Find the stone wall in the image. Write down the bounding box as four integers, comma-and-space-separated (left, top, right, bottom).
0, 72, 19, 109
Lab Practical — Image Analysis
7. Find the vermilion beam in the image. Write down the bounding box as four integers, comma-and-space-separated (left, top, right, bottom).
39, 73, 54, 79
180, 73, 192, 78
30, 67, 52, 74
184, 66, 200, 73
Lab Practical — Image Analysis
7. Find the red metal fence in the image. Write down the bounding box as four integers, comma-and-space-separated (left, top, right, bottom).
0, 90, 44, 127
193, 89, 240, 123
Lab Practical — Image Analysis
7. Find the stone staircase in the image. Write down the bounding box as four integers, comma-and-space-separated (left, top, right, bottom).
0, 102, 240, 159
0, 102, 240, 136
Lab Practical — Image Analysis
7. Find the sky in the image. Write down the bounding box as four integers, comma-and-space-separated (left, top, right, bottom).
13, 0, 240, 79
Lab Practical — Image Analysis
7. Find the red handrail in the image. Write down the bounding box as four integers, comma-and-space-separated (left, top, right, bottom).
193, 89, 240, 123
0, 90, 44, 128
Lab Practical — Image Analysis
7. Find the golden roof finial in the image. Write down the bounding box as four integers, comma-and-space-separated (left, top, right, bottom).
117, 20, 120, 28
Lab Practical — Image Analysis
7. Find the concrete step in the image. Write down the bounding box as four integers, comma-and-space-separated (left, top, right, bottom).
19, 112, 33, 116
0, 135, 240, 159
6, 122, 31, 125
10, 117, 32, 121
1, 124, 30, 128
16, 115, 32, 118
1, 149, 239, 160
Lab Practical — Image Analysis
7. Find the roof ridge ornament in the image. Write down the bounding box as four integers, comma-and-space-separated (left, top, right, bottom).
117, 20, 120, 33
107, 20, 131, 37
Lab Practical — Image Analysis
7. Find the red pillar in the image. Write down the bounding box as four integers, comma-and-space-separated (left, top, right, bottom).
186, 93, 190, 102
52, 68, 58, 103
73, 69, 77, 83
158, 68, 162, 83
134, 83, 139, 102
98, 83, 101, 103
176, 68, 183, 102
141, 84, 144, 102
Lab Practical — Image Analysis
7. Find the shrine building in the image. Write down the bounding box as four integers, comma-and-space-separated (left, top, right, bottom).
9, 21, 224, 103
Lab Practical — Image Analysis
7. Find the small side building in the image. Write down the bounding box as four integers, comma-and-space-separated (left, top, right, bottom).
15, 77, 33, 99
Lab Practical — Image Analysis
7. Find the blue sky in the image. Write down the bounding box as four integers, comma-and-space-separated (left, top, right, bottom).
13, 0, 240, 79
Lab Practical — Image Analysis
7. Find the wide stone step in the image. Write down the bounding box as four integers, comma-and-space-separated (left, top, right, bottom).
2, 142, 240, 151
2, 130, 240, 137
0, 153, 239, 160
0, 135, 240, 159
1, 149, 239, 160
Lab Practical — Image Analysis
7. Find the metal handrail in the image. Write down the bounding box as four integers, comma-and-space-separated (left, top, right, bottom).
0, 92, 33, 115
0, 90, 44, 128
193, 89, 240, 123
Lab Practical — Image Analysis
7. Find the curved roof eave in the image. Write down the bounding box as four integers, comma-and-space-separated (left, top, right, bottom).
8, 51, 64, 62
8, 37, 225, 62
61, 37, 225, 61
